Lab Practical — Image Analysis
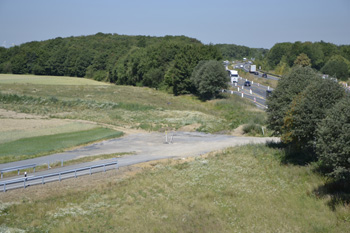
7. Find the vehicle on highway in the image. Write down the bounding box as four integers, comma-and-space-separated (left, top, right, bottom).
240, 65, 243, 68
249, 65, 259, 75
244, 81, 251, 87
262, 73, 267, 78
229, 69, 239, 83
266, 90, 272, 98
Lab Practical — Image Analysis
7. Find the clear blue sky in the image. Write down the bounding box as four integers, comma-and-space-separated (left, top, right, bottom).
1, 0, 349, 49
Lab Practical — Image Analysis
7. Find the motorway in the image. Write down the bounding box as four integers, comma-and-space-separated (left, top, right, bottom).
226, 62, 278, 108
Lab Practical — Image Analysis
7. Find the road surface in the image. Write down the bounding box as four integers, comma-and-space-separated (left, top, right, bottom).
0, 132, 279, 190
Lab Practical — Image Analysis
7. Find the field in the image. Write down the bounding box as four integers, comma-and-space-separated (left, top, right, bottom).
0, 74, 267, 163
0, 74, 349, 232
0, 144, 349, 232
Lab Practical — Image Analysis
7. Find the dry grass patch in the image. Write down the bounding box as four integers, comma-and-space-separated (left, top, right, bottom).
0, 74, 111, 86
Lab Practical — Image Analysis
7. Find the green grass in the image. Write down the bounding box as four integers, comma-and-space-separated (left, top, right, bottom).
0, 128, 123, 163
1, 144, 349, 232
0, 121, 98, 144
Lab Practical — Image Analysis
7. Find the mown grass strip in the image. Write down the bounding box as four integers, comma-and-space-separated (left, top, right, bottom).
0, 128, 123, 163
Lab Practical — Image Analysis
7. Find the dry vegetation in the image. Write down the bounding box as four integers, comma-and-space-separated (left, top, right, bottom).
1, 145, 349, 232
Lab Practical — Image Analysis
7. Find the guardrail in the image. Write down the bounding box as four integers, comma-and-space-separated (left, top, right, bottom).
0, 164, 36, 179
0, 160, 118, 192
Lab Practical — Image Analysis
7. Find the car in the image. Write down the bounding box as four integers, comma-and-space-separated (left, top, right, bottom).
244, 81, 251, 87
240, 65, 243, 68
266, 90, 272, 98
254, 72, 259, 75
262, 73, 267, 78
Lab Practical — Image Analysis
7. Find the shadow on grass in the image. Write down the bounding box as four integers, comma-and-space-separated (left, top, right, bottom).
266, 142, 350, 209
266, 141, 315, 166
313, 180, 350, 210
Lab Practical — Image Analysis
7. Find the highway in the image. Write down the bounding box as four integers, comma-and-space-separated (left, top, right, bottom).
226, 61, 277, 108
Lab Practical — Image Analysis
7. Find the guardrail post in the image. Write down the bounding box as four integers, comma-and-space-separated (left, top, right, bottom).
90, 167, 92, 175
34, 167, 36, 173
42, 177, 44, 185
103, 165, 106, 172
3, 183, 6, 192
1, 172, 3, 179
75, 170, 77, 178
18, 169, 20, 175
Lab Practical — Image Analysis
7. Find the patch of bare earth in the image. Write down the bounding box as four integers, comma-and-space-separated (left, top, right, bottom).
0, 108, 145, 135
178, 123, 201, 132
231, 124, 246, 136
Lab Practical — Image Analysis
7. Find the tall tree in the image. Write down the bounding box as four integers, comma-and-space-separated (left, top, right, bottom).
190, 60, 229, 100
294, 53, 311, 67
281, 78, 344, 156
266, 66, 319, 135
316, 96, 350, 182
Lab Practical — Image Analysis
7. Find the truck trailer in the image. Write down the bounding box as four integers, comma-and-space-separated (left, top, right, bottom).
229, 69, 239, 83
249, 65, 259, 75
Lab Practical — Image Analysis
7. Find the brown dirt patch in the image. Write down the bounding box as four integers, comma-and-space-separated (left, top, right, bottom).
178, 123, 201, 132
0, 109, 46, 119
231, 125, 246, 136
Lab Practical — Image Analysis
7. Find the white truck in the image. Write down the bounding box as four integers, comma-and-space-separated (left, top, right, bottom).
249, 65, 259, 75
229, 69, 239, 83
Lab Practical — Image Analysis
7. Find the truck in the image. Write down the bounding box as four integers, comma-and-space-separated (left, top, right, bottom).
249, 65, 259, 75
229, 69, 239, 83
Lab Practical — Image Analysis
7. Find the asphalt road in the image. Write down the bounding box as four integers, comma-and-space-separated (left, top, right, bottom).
0, 132, 279, 190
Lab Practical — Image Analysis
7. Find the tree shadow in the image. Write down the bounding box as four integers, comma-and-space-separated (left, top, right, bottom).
266, 141, 314, 166
313, 180, 350, 210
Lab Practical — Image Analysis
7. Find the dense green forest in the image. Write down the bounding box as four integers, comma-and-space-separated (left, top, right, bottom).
0, 33, 222, 95
1, 34, 349, 92
214, 44, 268, 60
262, 41, 350, 80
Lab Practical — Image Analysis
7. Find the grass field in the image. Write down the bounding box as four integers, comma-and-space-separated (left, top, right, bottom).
0, 74, 266, 134
0, 127, 123, 163
0, 144, 349, 232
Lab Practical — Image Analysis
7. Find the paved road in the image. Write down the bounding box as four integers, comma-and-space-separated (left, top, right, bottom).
243, 63, 280, 81
0, 132, 279, 184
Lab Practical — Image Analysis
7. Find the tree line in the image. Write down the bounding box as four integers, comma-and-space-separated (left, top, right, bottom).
261, 41, 350, 80
267, 65, 350, 188
0, 33, 224, 96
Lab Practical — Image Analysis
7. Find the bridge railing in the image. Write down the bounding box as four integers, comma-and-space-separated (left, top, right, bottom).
0, 160, 118, 192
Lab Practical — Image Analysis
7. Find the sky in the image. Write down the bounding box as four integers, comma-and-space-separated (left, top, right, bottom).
0, 0, 349, 49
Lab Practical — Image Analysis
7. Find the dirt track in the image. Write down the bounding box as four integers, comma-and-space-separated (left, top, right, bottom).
0, 131, 279, 170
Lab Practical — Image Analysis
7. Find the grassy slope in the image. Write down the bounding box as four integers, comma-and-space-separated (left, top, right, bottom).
0, 144, 349, 232
0, 74, 266, 133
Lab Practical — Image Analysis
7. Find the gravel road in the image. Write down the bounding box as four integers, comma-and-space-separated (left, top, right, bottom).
0, 132, 279, 172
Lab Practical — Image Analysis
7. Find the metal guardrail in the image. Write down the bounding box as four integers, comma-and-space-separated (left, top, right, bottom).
0, 164, 37, 179
0, 160, 118, 192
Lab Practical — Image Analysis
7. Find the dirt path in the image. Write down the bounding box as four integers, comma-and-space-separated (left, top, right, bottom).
0, 131, 279, 171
